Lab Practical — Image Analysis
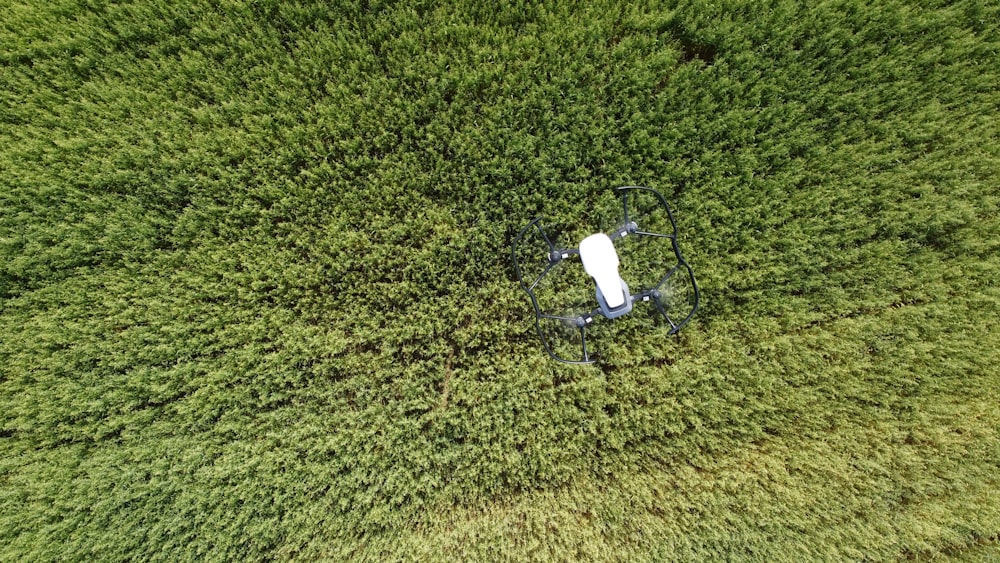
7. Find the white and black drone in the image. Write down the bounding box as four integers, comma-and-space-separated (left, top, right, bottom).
512, 186, 699, 364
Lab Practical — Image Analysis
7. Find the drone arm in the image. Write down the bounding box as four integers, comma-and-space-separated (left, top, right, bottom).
513, 218, 581, 291
634, 231, 673, 239
536, 305, 606, 364
521, 261, 551, 292
653, 298, 678, 330
615, 186, 680, 238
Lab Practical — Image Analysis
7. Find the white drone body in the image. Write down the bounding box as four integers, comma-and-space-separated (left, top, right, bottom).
579, 232, 632, 318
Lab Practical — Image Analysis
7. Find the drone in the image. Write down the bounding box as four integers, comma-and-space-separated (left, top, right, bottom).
512, 186, 699, 364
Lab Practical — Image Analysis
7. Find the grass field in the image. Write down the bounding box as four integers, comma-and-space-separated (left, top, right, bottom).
2, 0, 1000, 560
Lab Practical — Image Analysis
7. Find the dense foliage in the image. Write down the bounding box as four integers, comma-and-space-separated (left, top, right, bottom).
2, 0, 999, 560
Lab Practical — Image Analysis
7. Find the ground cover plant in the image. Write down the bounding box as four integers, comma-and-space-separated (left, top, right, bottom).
2, 0, 999, 560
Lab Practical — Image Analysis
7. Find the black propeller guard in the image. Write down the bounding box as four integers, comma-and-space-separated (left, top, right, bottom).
512, 186, 700, 364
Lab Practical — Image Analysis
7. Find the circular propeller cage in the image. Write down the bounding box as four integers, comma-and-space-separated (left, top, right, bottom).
512, 186, 700, 364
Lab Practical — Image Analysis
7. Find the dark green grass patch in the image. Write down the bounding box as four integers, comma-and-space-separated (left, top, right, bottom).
2, 0, 1000, 560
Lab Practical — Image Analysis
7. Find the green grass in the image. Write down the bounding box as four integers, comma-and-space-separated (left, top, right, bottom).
2, 0, 999, 560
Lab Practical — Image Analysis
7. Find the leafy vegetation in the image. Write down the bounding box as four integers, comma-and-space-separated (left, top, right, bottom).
2, 0, 999, 560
